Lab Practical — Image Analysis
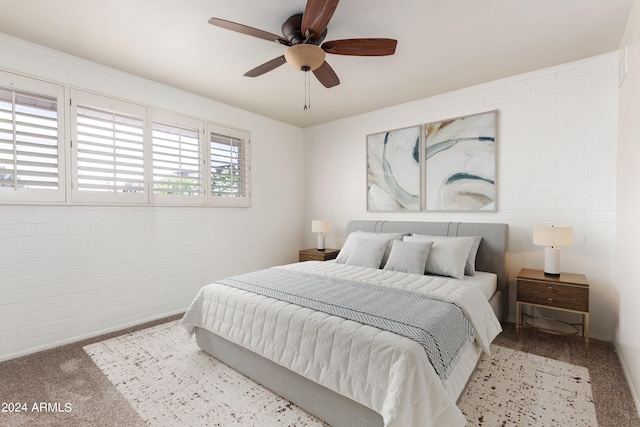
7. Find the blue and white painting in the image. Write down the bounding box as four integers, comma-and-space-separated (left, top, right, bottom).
367, 125, 421, 211
424, 111, 496, 211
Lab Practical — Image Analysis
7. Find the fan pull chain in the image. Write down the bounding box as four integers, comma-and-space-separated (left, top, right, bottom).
303, 67, 311, 110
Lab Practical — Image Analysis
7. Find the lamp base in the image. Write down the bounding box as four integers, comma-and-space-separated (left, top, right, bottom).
543, 247, 561, 275
317, 233, 325, 251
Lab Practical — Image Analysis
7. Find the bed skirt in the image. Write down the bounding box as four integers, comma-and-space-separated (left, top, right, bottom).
194, 325, 485, 426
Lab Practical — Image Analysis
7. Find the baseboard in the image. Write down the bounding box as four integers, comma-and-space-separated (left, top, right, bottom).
0, 309, 185, 363
613, 340, 640, 418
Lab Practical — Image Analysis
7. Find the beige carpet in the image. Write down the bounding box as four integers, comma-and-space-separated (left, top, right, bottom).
83, 320, 597, 426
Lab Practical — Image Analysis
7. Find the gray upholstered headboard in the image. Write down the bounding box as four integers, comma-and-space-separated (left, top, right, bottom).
346, 220, 510, 321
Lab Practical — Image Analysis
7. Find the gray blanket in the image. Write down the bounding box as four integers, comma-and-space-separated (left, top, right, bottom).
218, 268, 474, 379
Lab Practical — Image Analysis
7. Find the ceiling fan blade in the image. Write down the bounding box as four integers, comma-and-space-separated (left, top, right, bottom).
243, 56, 287, 77
209, 18, 291, 45
322, 38, 397, 56
301, 0, 339, 41
313, 61, 340, 88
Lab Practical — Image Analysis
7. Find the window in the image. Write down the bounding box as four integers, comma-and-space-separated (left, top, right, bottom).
0, 71, 64, 203
70, 90, 146, 204
0, 80, 251, 207
208, 124, 250, 207
151, 111, 204, 205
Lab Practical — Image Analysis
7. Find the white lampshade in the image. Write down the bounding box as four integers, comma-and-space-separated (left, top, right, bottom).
533, 225, 573, 275
533, 226, 574, 247
311, 220, 331, 233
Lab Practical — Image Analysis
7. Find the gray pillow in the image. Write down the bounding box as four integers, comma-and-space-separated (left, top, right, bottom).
336, 231, 406, 265
404, 236, 474, 279
407, 235, 482, 275
383, 240, 433, 274
344, 237, 389, 268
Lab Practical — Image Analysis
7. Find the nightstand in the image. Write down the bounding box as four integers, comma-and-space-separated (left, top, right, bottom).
516, 268, 589, 355
298, 248, 340, 262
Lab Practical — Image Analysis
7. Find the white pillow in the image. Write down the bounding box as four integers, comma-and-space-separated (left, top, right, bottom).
383, 240, 433, 274
344, 237, 389, 268
408, 235, 482, 275
404, 236, 474, 279
335, 231, 406, 265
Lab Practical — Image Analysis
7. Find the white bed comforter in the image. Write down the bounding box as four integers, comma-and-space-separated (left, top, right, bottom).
181, 261, 502, 427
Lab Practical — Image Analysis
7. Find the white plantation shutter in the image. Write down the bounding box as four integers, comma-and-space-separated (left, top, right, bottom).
208, 124, 250, 206
0, 72, 64, 203
71, 90, 146, 204
0, 75, 253, 207
151, 112, 204, 204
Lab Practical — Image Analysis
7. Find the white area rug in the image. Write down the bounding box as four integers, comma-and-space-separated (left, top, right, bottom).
84, 320, 598, 426
459, 345, 598, 426
84, 321, 328, 427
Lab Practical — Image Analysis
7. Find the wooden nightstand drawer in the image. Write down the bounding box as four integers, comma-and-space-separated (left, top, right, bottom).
517, 279, 588, 312
299, 253, 317, 262
299, 248, 340, 262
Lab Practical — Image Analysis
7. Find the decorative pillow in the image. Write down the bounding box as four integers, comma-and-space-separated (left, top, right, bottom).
407, 235, 482, 275
404, 236, 474, 279
335, 231, 406, 265
383, 240, 433, 274
344, 237, 389, 269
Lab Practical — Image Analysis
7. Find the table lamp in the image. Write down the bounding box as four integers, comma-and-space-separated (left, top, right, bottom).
311, 220, 331, 251
533, 225, 573, 275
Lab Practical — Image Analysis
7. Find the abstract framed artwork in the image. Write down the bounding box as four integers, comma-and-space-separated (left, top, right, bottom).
367, 125, 421, 211
424, 111, 497, 211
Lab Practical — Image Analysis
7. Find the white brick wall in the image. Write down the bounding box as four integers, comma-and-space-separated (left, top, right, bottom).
0, 187, 306, 361
303, 53, 619, 341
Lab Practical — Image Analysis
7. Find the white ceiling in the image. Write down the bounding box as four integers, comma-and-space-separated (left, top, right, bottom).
0, 0, 633, 127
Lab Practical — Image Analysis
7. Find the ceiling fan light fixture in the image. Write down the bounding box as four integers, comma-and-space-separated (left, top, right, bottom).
284, 44, 326, 71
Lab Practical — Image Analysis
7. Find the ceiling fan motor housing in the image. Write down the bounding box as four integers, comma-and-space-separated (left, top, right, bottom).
282, 14, 326, 45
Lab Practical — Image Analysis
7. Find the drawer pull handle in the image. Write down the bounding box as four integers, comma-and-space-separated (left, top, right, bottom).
548, 286, 553, 291
548, 298, 553, 303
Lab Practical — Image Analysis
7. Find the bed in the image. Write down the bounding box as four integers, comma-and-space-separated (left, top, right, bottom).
181, 220, 509, 427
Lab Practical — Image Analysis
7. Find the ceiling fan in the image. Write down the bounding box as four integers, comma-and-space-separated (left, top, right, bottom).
208, 0, 398, 89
